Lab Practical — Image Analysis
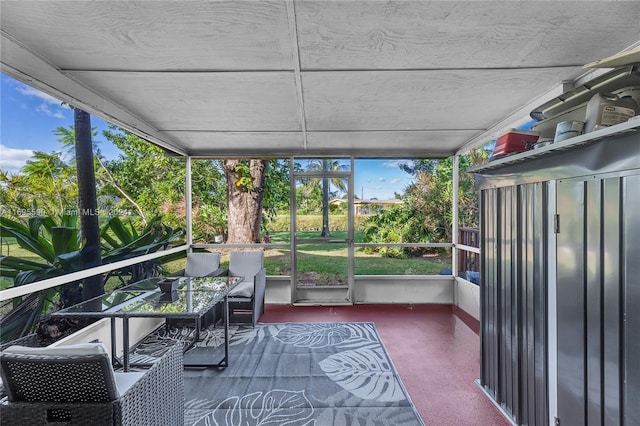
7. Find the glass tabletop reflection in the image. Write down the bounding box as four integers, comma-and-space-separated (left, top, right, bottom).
54, 276, 242, 318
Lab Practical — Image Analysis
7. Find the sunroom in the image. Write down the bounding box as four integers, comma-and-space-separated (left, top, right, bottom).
1, 2, 639, 425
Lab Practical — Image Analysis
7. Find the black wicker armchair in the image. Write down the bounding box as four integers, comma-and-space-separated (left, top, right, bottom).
0, 342, 184, 425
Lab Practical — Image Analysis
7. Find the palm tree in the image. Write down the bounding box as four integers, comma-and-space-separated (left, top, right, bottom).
21, 151, 75, 216
74, 109, 103, 301
305, 160, 348, 237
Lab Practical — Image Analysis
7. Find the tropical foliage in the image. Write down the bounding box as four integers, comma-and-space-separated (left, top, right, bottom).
100, 216, 185, 285
0, 214, 183, 343
1, 215, 81, 288
361, 149, 489, 257
360, 204, 430, 258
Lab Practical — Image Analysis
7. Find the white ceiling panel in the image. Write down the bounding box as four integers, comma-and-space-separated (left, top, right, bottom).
1, 1, 639, 157
162, 131, 305, 157
302, 68, 582, 131
306, 131, 480, 157
67, 71, 301, 131
0, 1, 293, 71
296, 1, 640, 69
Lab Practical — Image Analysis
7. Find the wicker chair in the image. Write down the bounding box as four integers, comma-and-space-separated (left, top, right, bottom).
0, 342, 184, 426
170, 252, 222, 278
214, 250, 266, 327
0, 334, 41, 399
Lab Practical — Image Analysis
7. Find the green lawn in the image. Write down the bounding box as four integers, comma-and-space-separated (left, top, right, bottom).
261, 231, 450, 283
1, 232, 450, 289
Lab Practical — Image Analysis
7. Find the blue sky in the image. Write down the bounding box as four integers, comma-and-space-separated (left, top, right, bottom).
1, 74, 117, 171
1, 73, 413, 199
354, 159, 412, 200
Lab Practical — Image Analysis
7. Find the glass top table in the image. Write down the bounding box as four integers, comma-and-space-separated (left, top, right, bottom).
56, 276, 241, 318
53, 276, 242, 371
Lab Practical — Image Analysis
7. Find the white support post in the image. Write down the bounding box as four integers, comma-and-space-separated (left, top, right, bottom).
289, 157, 297, 304
452, 154, 460, 280
185, 156, 193, 249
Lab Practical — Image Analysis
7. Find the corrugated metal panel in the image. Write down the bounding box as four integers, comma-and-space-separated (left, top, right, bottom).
586, 179, 603, 423
556, 179, 586, 425
624, 174, 640, 426
603, 178, 621, 426
499, 186, 509, 409
555, 173, 637, 426
480, 182, 549, 425
525, 184, 535, 425
484, 186, 500, 399
477, 131, 638, 426
533, 182, 548, 426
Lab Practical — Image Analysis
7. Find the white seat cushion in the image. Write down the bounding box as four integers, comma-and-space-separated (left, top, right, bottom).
3, 342, 109, 356
114, 371, 146, 395
229, 279, 254, 298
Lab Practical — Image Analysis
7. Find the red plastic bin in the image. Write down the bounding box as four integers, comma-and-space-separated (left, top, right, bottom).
492, 129, 539, 157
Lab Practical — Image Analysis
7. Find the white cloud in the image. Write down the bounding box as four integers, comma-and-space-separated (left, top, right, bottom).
0, 145, 34, 174
390, 178, 401, 184
15, 83, 69, 119
16, 85, 59, 104
382, 160, 411, 168
378, 177, 386, 182
36, 102, 66, 119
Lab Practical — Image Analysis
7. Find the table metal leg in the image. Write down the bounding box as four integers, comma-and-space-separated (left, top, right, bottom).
110, 318, 124, 370
222, 294, 229, 369
110, 318, 117, 361
183, 297, 229, 369
123, 317, 130, 372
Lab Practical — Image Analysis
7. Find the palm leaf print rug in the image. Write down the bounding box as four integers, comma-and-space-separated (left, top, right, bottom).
180, 322, 424, 426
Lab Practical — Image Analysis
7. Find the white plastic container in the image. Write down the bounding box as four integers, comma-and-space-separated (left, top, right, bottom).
584, 92, 638, 133
554, 120, 584, 142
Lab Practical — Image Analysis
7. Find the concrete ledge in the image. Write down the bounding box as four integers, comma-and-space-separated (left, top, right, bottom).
267, 275, 454, 304
266, 276, 292, 304
50, 317, 164, 357
453, 277, 480, 333
354, 275, 453, 304
455, 277, 480, 319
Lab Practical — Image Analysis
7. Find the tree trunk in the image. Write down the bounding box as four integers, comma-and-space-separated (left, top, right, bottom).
74, 109, 103, 301
223, 159, 267, 243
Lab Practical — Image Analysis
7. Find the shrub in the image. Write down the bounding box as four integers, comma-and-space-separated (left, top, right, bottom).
265, 215, 370, 233
360, 205, 435, 258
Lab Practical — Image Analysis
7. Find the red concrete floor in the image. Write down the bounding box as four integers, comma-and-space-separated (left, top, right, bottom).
260, 304, 510, 426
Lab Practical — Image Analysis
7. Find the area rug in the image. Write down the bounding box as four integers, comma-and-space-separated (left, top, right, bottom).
180, 322, 425, 426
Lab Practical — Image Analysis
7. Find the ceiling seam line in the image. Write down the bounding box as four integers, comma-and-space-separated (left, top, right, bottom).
60, 69, 296, 73
286, 0, 307, 150
59, 66, 585, 74
158, 129, 486, 133
298, 65, 586, 72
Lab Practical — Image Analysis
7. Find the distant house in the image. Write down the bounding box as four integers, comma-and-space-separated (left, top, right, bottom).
329, 198, 403, 215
